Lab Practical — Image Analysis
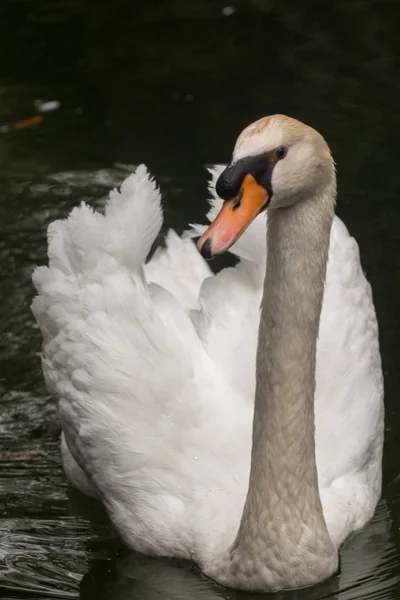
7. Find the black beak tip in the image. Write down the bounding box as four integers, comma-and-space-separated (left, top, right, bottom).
199, 237, 214, 260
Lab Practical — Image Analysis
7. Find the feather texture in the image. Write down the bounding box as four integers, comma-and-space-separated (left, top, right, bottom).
32, 163, 383, 581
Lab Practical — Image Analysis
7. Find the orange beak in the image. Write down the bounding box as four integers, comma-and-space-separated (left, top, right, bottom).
197, 174, 268, 259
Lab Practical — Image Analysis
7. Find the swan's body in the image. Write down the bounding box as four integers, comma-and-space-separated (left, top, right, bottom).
32, 116, 383, 592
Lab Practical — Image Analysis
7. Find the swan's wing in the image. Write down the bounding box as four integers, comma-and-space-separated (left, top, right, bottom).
189, 261, 261, 403
144, 229, 212, 311
31, 165, 250, 557
185, 165, 265, 399
143, 164, 265, 312
313, 217, 384, 542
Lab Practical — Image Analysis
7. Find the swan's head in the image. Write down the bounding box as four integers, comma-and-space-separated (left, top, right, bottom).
198, 114, 335, 259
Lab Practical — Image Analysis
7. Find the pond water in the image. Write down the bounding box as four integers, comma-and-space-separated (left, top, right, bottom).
1, 1, 400, 598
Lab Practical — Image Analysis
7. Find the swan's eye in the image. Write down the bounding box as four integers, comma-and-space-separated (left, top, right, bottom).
276, 146, 288, 160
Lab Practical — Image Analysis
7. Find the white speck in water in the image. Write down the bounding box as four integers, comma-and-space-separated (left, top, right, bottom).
170, 422, 173, 426
34, 99, 61, 113
194, 456, 198, 460
222, 5, 236, 17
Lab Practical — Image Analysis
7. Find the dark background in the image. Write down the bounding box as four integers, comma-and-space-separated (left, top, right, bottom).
0, 1, 399, 598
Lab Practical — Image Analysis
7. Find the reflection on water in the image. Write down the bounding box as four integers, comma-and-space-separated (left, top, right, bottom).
1, 519, 91, 598
1, 0, 400, 598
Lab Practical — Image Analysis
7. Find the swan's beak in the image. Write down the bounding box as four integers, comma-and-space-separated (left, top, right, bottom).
197, 174, 268, 259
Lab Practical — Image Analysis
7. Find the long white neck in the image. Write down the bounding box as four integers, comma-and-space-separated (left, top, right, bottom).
208, 182, 339, 592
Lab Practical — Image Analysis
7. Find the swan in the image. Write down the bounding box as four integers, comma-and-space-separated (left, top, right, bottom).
31, 114, 384, 592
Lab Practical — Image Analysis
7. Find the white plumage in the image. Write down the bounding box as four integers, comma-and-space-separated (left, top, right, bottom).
32, 151, 383, 587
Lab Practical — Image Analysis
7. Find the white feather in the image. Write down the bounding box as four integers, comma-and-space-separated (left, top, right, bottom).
31, 163, 383, 573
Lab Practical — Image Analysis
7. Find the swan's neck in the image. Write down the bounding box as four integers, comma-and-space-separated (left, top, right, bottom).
212, 185, 339, 591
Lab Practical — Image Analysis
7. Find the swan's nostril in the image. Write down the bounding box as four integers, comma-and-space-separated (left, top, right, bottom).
199, 238, 214, 260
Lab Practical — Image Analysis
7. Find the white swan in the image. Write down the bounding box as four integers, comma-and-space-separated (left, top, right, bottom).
31, 115, 384, 592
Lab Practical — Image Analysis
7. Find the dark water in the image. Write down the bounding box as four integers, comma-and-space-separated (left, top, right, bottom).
1, 1, 400, 598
